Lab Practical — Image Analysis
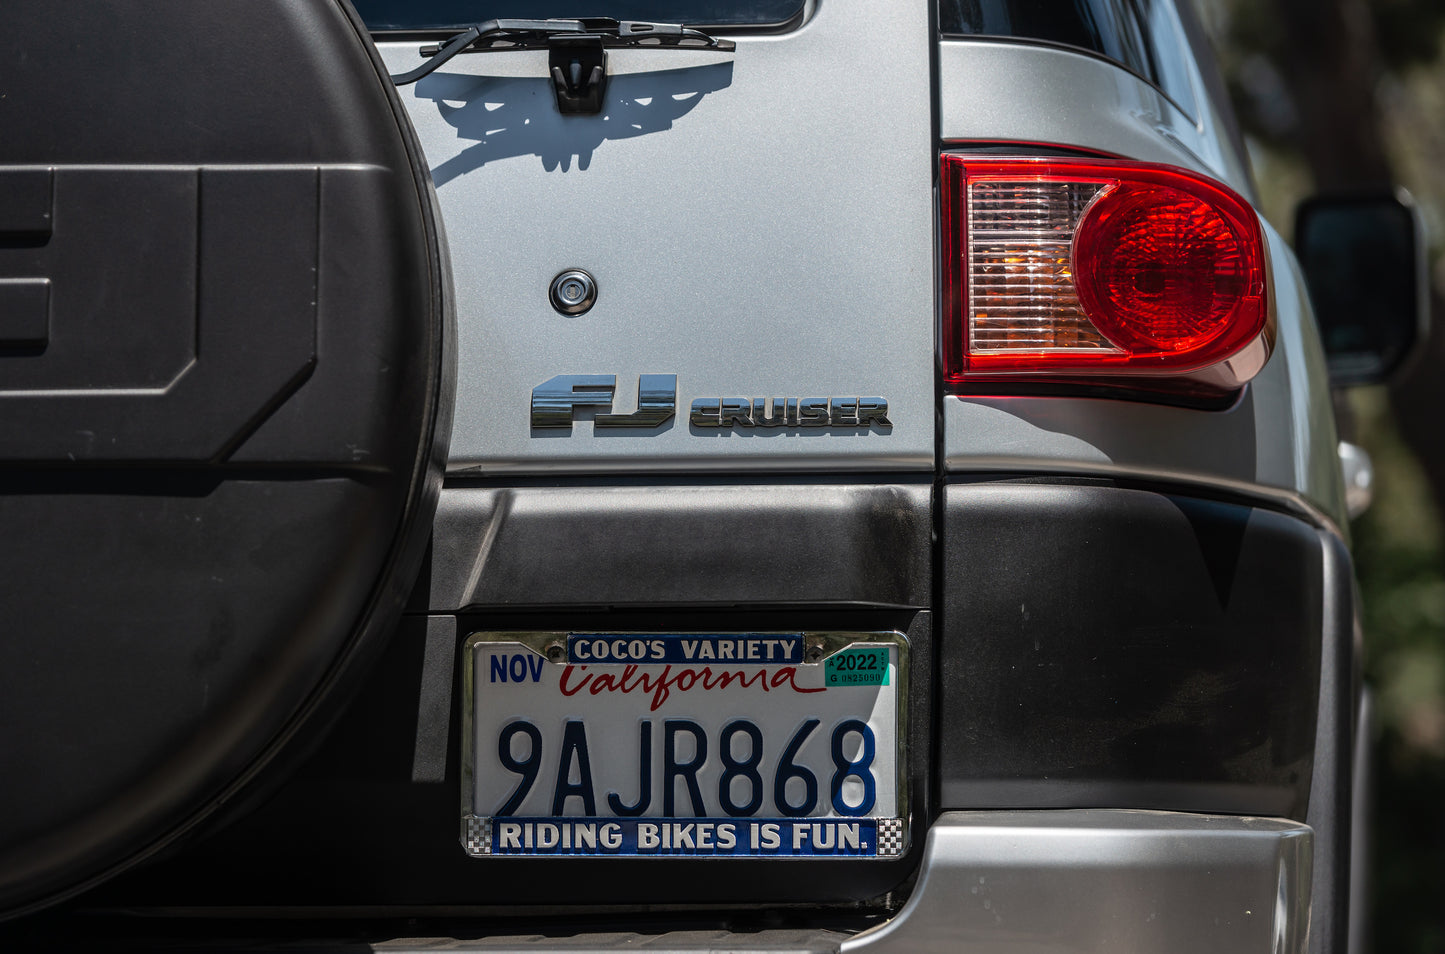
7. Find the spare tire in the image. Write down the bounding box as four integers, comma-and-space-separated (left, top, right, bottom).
0, 0, 451, 915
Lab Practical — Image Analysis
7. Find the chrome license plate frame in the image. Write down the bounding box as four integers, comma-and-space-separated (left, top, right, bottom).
460, 630, 909, 860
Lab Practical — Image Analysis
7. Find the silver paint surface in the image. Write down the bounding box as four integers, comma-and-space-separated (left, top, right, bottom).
938, 40, 1253, 193
845, 810, 1312, 954
380, 20, 1340, 516
378, 0, 935, 475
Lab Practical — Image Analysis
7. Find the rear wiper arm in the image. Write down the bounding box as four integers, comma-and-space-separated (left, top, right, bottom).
390, 18, 736, 87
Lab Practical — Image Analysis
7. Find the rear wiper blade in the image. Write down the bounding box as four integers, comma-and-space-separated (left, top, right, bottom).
391, 18, 736, 87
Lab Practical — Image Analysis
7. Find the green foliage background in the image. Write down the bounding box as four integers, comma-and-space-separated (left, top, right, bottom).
1353, 389, 1445, 953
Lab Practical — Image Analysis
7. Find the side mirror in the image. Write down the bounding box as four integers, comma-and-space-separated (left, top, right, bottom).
1294, 192, 1429, 386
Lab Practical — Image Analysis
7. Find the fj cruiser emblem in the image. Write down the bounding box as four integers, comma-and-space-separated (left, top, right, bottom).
531, 374, 676, 429
531, 375, 891, 431
688, 396, 890, 429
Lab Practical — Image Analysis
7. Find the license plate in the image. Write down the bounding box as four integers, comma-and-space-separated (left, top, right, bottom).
461, 631, 908, 859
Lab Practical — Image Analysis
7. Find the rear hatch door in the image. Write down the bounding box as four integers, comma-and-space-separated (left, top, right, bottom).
372, 0, 936, 474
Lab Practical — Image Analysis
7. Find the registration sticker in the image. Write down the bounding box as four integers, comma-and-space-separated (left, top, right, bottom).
460, 631, 909, 860
825, 648, 890, 687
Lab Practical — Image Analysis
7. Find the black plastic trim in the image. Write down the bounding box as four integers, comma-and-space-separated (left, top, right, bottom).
418, 481, 932, 611
937, 481, 1336, 820
1305, 535, 1359, 954
362, 8, 808, 40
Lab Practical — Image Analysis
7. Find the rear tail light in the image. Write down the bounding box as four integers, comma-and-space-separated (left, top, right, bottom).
941, 155, 1272, 397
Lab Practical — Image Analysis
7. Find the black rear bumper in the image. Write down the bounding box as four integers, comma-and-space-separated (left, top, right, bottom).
938, 480, 1344, 820
76, 478, 1351, 931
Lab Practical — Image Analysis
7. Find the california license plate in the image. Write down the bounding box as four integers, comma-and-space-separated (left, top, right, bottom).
461, 631, 908, 859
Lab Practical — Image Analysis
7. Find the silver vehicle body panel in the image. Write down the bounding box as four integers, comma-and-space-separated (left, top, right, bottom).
937, 39, 1253, 195
377, 1, 935, 475
937, 42, 1345, 526
370, 12, 1340, 950
380, 16, 1342, 530
845, 811, 1313, 954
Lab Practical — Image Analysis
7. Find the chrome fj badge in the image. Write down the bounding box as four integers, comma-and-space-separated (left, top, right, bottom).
530, 374, 891, 431
530, 374, 676, 429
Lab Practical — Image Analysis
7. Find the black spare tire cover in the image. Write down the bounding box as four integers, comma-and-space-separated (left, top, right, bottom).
0, 0, 451, 914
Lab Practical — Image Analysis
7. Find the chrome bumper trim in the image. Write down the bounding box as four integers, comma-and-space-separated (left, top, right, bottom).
845, 810, 1312, 954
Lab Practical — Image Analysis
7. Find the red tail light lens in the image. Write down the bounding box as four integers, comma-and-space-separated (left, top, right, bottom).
941, 155, 1272, 396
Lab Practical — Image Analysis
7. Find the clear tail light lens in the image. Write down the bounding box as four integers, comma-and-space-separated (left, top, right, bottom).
941, 155, 1272, 397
